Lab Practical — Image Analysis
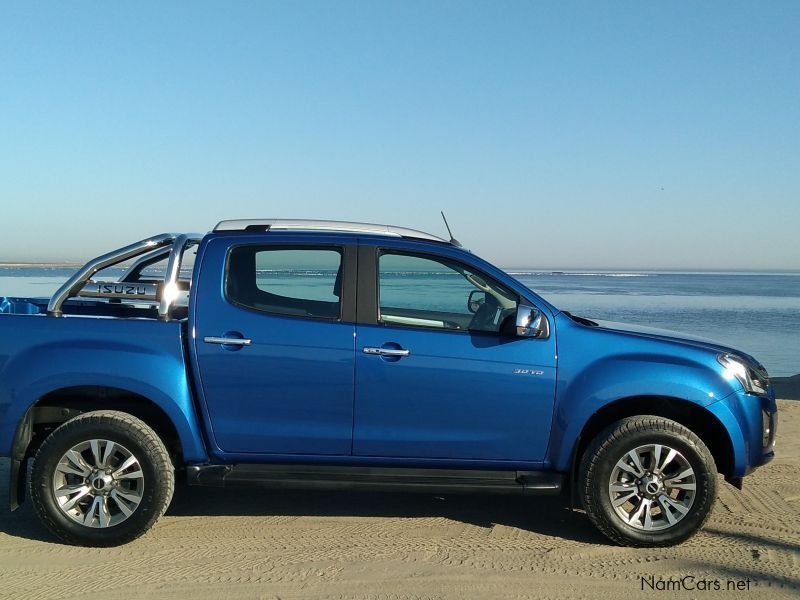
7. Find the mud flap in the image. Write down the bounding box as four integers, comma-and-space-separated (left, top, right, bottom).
9, 458, 26, 511
9, 408, 33, 511
725, 475, 743, 490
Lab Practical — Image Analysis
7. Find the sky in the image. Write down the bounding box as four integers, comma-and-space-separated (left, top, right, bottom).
1, 2, 798, 270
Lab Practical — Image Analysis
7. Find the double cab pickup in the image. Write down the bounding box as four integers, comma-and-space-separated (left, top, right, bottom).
0, 219, 777, 546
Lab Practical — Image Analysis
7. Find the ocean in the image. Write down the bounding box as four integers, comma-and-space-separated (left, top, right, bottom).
510, 270, 800, 377
1, 266, 798, 377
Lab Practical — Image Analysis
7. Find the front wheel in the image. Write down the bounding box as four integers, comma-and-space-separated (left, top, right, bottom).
30, 410, 174, 546
580, 416, 717, 547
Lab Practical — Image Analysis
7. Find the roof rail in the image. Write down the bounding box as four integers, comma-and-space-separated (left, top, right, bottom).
213, 219, 451, 244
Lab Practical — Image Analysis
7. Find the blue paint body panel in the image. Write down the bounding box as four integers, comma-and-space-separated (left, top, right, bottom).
0, 314, 207, 462
351, 239, 557, 462
547, 313, 775, 475
0, 229, 777, 484
190, 235, 356, 455
354, 323, 556, 461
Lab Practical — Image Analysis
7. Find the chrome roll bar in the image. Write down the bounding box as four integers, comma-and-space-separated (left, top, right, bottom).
119, 247, 173, 283
48, 233, 203, 319
158, 233, 192, 320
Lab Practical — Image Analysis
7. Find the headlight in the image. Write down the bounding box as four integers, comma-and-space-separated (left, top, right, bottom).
718, 354, 769, 396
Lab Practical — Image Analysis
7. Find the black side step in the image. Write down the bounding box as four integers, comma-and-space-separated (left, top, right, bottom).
186, 464, 563, 496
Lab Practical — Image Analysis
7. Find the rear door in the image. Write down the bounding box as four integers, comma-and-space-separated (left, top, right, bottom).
192, 235, 356, 455
353, 243, 557, 462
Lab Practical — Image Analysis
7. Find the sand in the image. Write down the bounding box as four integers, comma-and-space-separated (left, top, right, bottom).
1, 400, 798, 600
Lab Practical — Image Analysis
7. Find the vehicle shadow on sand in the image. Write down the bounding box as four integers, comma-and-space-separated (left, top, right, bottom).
163, 482, 607, 544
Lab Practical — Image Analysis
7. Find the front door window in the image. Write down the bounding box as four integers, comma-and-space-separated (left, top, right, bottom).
378, 252, 518, 333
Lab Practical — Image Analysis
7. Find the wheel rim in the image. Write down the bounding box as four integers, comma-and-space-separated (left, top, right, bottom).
52, 439, 145, 528
608, 443, 697, 531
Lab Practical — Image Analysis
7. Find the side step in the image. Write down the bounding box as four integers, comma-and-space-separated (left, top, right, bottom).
186, 464, 563, 496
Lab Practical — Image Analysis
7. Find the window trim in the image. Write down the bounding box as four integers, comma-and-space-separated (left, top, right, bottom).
223, 243, 356, 322
372, 247, 521, 335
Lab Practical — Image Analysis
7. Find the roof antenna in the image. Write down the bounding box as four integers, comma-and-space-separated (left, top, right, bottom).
440, 211, 462, 247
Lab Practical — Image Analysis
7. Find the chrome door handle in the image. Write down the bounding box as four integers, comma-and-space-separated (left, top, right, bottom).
363, 346, 410, 357
204, 336, 252, 346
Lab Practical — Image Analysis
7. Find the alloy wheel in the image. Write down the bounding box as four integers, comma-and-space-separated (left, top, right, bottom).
607, 443, 697, 531
52, 439, 145, 528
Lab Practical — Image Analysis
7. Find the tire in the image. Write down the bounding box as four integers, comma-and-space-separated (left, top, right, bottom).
580, 415, 717, 547
30, 410, 174, 546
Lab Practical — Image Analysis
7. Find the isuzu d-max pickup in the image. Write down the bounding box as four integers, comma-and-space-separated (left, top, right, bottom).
0, 220, 777, 547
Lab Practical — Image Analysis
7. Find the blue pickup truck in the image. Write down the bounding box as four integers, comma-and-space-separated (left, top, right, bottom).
0, 219, 777, 547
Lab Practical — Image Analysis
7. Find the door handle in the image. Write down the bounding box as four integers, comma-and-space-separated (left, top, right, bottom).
204, 336, 252, 346
363, 346, 410, 357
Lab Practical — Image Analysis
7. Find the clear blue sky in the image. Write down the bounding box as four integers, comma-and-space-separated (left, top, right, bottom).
1, 2, 798, 269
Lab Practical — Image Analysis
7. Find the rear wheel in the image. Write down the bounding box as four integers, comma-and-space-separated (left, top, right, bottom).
580, 416, 717, 547
30, 410, 174, 546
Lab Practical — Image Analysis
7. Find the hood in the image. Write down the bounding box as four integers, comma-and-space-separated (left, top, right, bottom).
588, 318, 752, 360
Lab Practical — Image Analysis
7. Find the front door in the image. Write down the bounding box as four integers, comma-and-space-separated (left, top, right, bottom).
354, 247, 556, 461
193, 239, 356, 455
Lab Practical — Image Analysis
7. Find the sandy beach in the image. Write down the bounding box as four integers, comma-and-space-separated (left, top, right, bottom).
0, 399, 797, 600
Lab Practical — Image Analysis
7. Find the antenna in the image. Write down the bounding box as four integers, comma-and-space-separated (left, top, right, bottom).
440, 211, 462, 247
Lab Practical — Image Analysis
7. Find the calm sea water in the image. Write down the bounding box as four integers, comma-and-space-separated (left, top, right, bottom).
510, 271, 800, 377
2, 266, 798, 377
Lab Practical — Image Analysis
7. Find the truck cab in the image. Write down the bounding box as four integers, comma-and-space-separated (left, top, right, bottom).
192, 225, 557, 463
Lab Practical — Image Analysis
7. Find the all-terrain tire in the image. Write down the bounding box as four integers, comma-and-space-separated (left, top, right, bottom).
580, 415, 717, 547
30, 410, 174, 546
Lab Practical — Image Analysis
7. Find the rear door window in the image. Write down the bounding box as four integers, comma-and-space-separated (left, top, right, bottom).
226, 247, 343, 319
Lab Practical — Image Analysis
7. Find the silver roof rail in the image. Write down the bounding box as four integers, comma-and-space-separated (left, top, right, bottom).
213, 219, 451, 244
48, 233, 203, 319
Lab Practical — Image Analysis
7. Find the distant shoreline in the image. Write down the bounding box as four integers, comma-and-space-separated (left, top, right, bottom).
2, 263, 800, 274
503, 269, 800, 276
0, 263, 81, 268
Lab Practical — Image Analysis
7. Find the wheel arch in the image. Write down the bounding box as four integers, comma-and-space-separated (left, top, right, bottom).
568, 395, 735, 482
32, 386, 184, 459
10, 385, 190, 511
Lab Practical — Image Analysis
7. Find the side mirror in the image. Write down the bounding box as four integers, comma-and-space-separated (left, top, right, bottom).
467, 290, 486, 313
515, 304, 547, 338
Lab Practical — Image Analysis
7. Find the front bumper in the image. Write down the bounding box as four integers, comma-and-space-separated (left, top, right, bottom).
708, 385, 777, 480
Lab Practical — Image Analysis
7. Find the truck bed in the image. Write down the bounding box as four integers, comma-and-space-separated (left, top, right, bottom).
0, 296, 187, 319
0, 307, 205, 462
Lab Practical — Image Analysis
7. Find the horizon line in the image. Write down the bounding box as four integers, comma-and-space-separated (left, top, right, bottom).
2, 262, 799, 275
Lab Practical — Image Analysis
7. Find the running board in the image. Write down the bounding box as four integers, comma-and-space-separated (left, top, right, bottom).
186, 464, 563, 496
